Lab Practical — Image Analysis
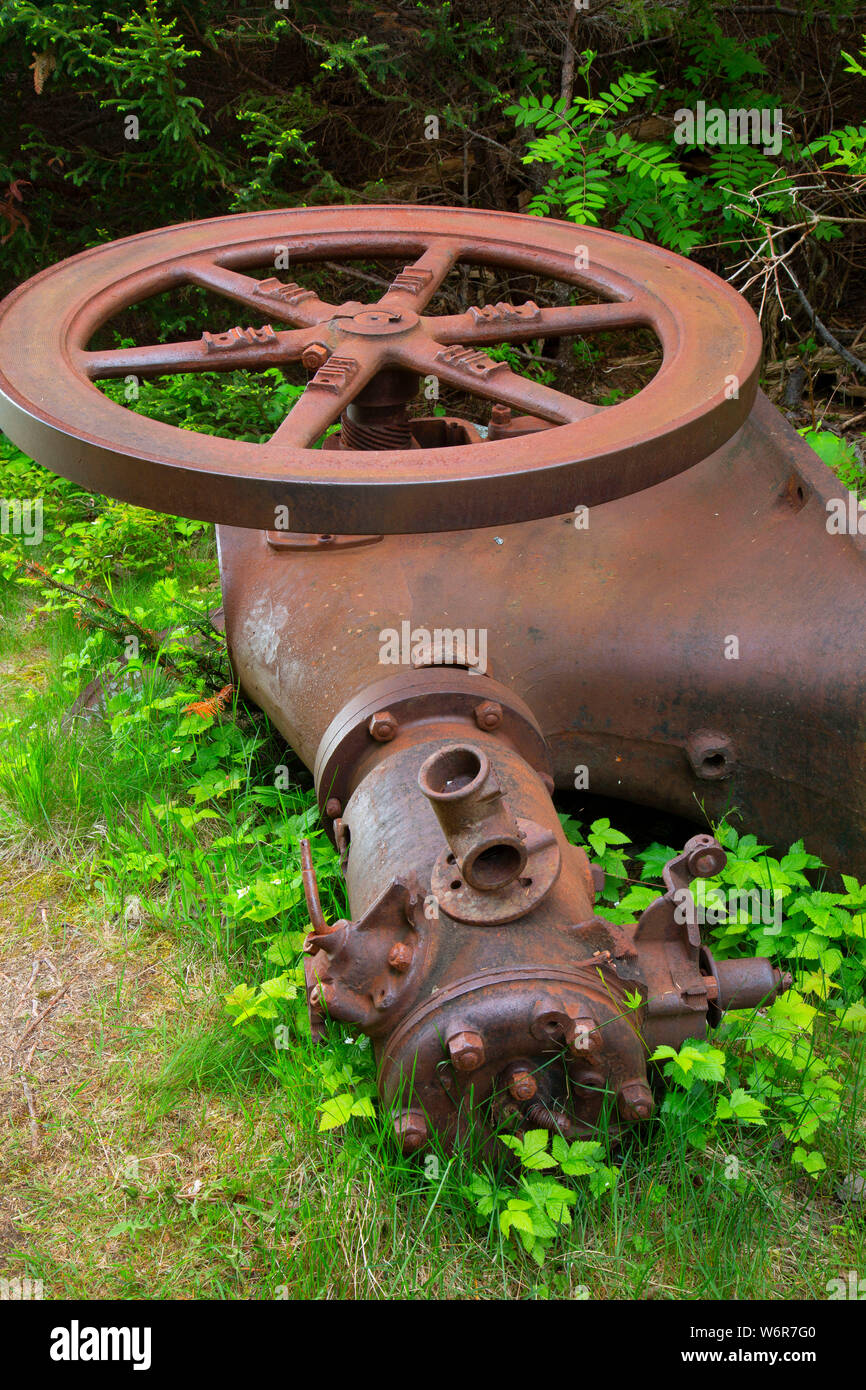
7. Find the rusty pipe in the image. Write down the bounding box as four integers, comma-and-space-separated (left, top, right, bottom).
700, 948, 793, 1025
417, 743, 527, 892
300, 837, 328, 934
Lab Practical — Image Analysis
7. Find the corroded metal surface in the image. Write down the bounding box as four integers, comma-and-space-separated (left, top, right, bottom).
220, 393, 866, 877
302, 726, 789, 1151
0, 205, 761, 533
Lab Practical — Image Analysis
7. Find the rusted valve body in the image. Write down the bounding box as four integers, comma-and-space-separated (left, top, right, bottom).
0, 204, 858, 1152
296, 693, 787, 1150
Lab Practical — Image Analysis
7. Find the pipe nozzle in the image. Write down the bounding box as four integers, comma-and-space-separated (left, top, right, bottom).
418, 743, 527, 892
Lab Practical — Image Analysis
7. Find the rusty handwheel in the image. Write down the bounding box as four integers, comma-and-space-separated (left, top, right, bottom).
0, 205, 761, 534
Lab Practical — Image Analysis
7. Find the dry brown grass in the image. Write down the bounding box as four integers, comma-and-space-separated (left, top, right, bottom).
0, 861, 307, 1297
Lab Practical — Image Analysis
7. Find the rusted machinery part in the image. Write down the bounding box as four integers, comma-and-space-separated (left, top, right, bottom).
219, 393, 866, 875
336, 730, 584, 925
299, 837, 328, 935
0, 206, 827, 1152
313, 669, 552, 842
699, 947, 793, 1029
0, 205, 761, 534
300, 726, 787, 1154
418, 743, 530, 893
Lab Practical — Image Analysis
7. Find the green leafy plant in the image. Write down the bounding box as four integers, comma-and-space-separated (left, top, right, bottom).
224, 974, 298, 1034
465, 1129, 618, 1266
314, 1055, 377, 1132
804, 38, 866, 175
507, 58, 701, 253
560, 815, 630, 906
799, 427, 864, 495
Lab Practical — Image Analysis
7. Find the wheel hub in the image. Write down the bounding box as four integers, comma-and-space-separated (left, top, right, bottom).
332, 306, 419, 335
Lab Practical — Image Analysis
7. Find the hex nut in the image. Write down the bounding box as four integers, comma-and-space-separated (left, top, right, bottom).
508, 1069, 537, 1102
324, 797, 342, 819
474, 700, 503, 731
301, 342, 329, 371
393, 1109, 428, 1154
388, 942, 413, 973
369, 710, 398, 742
447, 1030, 486, 1072
619, 1080, 655, 1120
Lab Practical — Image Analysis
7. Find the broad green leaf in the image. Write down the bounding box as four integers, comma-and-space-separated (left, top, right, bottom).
837, 1000, 866, 1033
792, 1146, 827, 1176
715, 1088, 767, 1125
317, 1093, 355, 1130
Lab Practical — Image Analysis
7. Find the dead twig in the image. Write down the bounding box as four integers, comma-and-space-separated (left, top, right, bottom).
10, 977, 76, 1062
20, 1077, 40, 1154
780, 262, 866, 380
322, 260, 391, 290
12, 959, 40, 1022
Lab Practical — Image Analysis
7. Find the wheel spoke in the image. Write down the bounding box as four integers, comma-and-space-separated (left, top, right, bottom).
378, 241, 463, 314
182, 258, 339, 327
81, 325, 310, 379
269, 342, 383, 448
396, 335, 600, 424
426, 299, 653, 347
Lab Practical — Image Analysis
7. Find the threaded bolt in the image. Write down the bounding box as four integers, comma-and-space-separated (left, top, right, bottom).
474, 700, 503, 731
369, 710, 398, 742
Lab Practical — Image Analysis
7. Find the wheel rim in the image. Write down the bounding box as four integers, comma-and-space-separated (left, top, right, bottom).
0, 204, 762, 534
